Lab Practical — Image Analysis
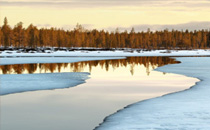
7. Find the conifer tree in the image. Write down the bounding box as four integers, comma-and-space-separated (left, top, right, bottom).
1, 17, 12, 47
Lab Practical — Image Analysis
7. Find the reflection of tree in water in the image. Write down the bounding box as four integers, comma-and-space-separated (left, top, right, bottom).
1, 65, 12, 74
0, 57, 179, 75
26, 64, 38, 74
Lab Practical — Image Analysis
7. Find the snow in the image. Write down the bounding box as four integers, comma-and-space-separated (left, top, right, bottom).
1, 49, 210, 65
1, 49, 210, 57
0, 72, 89, 95
95, 57, 210, 130
0, 57, 125, 65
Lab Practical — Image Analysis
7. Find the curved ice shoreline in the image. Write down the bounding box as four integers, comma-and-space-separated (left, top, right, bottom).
0, 57, 125, 96
95, 57, 210, 130
0, 72, 89, 96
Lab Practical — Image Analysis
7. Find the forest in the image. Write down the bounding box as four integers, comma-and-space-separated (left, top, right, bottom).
1, 17, 210, 49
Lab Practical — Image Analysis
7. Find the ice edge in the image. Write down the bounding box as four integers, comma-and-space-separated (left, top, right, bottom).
94, 57, 205, 130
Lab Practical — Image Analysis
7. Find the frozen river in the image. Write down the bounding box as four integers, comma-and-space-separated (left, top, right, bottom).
96, 57, 210, 130
0, 57, 197, 130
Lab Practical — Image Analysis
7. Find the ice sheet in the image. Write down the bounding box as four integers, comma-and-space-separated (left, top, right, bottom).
0, 57, 125, 65
95, 57, 210, 130
0, 72, 89, 95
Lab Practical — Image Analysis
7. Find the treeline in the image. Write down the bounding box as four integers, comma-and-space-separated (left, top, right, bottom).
0, 57, 178, 75
1, 17, 210, 49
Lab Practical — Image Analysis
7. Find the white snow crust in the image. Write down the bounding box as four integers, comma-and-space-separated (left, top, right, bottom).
0, 57, 125, 65
0, 72, 89, 95
1, 49, 210, 57
95, 57, 210, 130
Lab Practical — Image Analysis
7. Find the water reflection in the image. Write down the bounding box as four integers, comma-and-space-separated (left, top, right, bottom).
0, 57, 179, 75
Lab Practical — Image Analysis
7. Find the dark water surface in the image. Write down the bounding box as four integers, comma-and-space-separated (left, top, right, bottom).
0, 57, 196, 130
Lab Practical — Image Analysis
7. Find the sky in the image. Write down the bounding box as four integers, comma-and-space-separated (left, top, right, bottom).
1, 0, 210, 31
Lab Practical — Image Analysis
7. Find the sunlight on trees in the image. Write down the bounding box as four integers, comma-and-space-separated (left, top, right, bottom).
0, 17, 210, 49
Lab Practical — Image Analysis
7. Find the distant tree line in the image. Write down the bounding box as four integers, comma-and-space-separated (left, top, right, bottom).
1, 17, 210, 49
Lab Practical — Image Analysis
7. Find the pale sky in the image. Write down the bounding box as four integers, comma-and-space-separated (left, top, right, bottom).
1, 0, 210, 31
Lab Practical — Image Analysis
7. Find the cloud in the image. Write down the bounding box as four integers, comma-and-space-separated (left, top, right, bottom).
32, 22, 210, 32
21, 22, 210, 32
106, 21, 210, 32
1, 0, 210, 8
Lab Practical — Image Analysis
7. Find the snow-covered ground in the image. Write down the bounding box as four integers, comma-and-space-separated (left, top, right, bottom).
1, 49, 210, 57
95, 57, 210, 130
0, 72, 89, 95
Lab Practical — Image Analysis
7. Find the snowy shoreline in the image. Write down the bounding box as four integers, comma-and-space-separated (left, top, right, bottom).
1, 49, 210, 65
0, 57, 126, 65
95, 57, 210, 130
1, 49, 210, 57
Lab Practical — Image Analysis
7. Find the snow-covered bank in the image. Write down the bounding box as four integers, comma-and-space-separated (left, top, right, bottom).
0, 72, 89, 95
95, 57, 210, 130
0, 57, 125, 65
1, 49, 210, 57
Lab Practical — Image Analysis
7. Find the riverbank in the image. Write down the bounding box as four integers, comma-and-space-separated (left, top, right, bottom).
1, 49, 210, 57
0, 57, 125, 65
95, 57, 210, 130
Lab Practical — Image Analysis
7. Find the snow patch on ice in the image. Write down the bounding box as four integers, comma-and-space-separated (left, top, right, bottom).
95, 57, 210, 130
0, 72, 89, 96
0, 57, 125, 65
